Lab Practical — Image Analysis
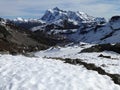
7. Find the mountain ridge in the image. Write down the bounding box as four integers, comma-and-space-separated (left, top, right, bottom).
1, 7, 120, 46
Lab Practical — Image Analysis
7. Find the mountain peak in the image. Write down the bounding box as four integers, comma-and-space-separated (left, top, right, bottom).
41, 7, 96, 23
53, 7, 60, 11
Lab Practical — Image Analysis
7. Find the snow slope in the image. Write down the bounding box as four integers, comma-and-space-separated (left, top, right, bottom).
35, 44, 120, 74
0, 54, 120, 90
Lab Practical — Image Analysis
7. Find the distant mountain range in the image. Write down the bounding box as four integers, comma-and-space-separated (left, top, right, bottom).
0, 7, 120, 53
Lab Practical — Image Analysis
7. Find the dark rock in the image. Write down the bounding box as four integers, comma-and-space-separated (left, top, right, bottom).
80, 43, 120, 54
108, 74, 120, 85
10, 51, 18, 55
98, 54, 111, 59
110, 16, 120, 22
80, 45, 103, 53
0, 33, 4, 38
101, 64, 106, 67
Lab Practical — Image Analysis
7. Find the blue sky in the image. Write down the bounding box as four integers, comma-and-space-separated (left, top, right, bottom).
0, 0, 120, 19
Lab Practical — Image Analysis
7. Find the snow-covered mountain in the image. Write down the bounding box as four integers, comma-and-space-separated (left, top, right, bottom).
69, 16, 120, 44
41, 7, 106, 24
7, 7, 120, 44
31, 7, 106, 37
32, 7, 105, 31
41, 7, 94, 24
9, 17, 45, 29
31, 8, 120, 44
13, 17, 45, 23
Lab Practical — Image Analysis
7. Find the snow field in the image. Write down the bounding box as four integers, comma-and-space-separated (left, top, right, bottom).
35, 45, 120, 74
0, 54, 120, 90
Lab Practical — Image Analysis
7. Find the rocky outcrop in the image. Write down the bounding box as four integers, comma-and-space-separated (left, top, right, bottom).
80, 43, 120, 54
109, 16, 120, 30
